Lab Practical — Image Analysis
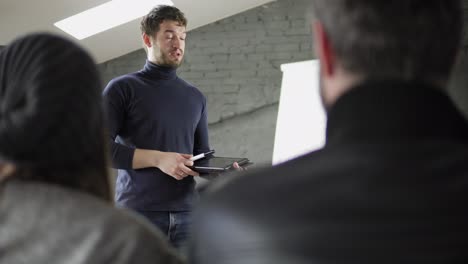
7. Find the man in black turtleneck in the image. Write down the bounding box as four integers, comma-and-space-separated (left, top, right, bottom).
190, 1, 468, 263
103, 5, 209, 249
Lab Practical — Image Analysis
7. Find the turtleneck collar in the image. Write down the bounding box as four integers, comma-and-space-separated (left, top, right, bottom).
140, 60, 177, 80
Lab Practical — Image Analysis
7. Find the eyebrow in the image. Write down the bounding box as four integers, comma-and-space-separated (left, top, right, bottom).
164, 30, 187, 34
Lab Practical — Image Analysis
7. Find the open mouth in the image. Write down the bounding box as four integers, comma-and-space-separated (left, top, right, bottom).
170, 50, 182, 59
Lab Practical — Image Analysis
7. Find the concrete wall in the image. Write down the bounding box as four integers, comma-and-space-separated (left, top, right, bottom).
99, 0, 468, 166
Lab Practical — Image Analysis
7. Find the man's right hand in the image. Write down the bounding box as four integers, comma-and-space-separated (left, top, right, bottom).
133, 149, 199, 180
155, 152, 199, 180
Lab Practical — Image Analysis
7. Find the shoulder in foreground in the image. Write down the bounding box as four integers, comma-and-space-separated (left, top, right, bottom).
104, 208, 185, 264
200, 149, 326, 207
3, 181, 184, 264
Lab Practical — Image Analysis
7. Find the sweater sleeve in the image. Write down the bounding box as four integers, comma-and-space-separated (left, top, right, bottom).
103, 80, 135, 169
193, 96, 210, 155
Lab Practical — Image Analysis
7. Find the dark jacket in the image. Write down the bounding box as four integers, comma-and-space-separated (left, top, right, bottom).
190, 80, 468, 264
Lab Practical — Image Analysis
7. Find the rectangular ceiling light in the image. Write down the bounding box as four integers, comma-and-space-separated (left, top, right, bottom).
54, 0, 174, 40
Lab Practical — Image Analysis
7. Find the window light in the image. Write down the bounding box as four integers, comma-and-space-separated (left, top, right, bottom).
54, 0, 174, 40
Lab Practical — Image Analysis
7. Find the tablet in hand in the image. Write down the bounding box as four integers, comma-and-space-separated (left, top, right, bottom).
190, 156, 251, 174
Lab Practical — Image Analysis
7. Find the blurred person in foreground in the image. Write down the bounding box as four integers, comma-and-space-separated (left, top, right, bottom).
189, 0, 468, 263
0, 33, 183, 264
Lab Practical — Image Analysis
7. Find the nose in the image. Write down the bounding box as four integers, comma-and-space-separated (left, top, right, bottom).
172, 37, 181, 49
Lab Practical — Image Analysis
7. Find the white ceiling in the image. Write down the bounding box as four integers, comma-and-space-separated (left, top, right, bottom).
0, 0, 274, 63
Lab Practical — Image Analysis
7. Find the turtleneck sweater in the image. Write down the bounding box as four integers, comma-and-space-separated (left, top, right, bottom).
103, 60, 210, 211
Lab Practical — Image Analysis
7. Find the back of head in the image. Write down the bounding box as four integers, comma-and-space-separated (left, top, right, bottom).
312, 0, 462, 83
0, 33, 111, 200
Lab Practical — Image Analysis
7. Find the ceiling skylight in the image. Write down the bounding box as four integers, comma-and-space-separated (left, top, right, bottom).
54, 0, 174, 40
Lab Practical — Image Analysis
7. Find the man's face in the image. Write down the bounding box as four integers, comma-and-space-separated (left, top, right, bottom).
148, 20, 186, 68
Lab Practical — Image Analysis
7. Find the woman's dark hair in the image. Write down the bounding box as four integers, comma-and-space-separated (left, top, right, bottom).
0, 33, 111, 201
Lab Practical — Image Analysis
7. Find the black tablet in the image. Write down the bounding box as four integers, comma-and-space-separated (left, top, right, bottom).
190, 156, 250, 174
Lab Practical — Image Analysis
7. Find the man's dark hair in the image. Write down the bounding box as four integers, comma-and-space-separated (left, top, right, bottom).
0, 33, 111, 201
140, 5, 187, 37
312, 0, 462, 83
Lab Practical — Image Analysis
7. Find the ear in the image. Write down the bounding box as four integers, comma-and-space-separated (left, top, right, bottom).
312, 21, 335, 77
142, 33, 152, 48
0, 162, 16, 182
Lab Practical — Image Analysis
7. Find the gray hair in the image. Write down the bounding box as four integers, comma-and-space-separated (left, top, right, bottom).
311, 0, 462, 83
